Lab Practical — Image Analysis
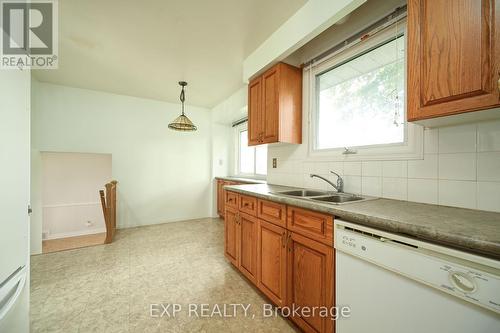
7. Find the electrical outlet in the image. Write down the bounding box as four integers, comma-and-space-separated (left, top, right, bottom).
272, 158, 277, 168
86, 220, 93, 227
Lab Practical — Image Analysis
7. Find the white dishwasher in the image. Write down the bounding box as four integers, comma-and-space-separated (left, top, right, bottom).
334, 219, 500, 333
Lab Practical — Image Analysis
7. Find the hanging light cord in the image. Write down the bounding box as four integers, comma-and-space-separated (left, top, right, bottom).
180, 86, 185, 115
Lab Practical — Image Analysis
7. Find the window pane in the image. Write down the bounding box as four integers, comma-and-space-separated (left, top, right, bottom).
239, 130, 254, 174
255, 145, 267, 175
316, 35, 405, 150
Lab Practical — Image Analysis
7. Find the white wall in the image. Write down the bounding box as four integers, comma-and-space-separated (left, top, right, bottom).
31, 82, 213, 234
41, 152, 112, 239
210, 86, 248, 216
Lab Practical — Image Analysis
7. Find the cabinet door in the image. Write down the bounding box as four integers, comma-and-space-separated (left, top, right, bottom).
217, 180, 224, 218
287, 232, 334, 333
248, 77, 263, 145
238, 212, 259, 284
262, 66, 280, 143
258, 220, 287, 307
408, 0, 500, 121
224, 207, 239, 266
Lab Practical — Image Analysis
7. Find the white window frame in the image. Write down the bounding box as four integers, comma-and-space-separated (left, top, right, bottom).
307, 18, 423, 161
234, 122, 267, 179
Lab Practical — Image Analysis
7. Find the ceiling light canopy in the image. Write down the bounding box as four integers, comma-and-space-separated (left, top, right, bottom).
168, 81, 197, 132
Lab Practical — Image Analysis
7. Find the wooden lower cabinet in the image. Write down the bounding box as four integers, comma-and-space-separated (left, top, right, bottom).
224, 190, 335, 333
258, 220, 287, 307
224, 206, 239, 266
217, 179, 225, 218
238, 212, 259, 284
287, 232, 334, 333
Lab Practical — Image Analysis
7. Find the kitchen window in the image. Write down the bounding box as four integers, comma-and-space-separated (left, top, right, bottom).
236, 124, 267, 177
316, 35, 405, 150
309, 17, 422, 160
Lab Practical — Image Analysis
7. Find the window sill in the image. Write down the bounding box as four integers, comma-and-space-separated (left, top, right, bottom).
308, 123, 424, 161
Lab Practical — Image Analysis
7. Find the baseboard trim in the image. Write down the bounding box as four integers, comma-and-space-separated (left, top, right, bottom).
44, 228, 106, 240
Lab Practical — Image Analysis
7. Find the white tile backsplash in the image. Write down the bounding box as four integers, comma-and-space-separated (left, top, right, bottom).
438, 153, 477, 181
362, 161, 382, 177
382, 177, 408, 200
438, 180, 476, 209
407, 179, 438, 204
423, 128, 439, 154
267, 120, 500, 212
343, 175, 362, 194
344, 161, 362, 176
408, 154, 438, 179
477, 152, 500, 182
438, 124, 477, 153
382, 160, 408, 178
362, 176, 382, 197
314, 161, 330, 174
478, 120, 500, 152
477, 182, 500, 212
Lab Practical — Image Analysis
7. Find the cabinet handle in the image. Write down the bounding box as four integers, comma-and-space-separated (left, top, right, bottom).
243, 202, 249, 207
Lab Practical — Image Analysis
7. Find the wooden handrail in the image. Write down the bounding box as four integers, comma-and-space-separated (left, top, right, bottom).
100, 180, 118, 244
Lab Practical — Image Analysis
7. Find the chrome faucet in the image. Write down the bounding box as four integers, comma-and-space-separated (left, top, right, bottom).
310, 171, 344, 193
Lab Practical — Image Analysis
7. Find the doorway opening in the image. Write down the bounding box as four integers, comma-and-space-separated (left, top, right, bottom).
40, 152, 112, 253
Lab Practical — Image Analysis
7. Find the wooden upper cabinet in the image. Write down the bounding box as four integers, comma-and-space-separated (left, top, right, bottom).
408, 0, 500, 121
248, 78, 263, 145
262, 67, 280, 143
248, 62, 302, 146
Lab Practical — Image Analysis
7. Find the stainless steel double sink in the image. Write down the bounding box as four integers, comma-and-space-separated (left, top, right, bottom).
271, 189, 375, 205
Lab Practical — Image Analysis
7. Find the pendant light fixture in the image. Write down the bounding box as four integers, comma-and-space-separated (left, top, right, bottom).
168, 81, 197, 131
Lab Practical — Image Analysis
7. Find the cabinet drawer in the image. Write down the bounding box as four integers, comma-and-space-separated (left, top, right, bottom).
239, 195, 257, 216
258, 199, 286, 227
225, 191, 238, 209
287, 206, 333, 246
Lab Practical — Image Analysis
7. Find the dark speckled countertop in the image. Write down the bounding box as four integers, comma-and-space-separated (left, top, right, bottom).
224, 183, 500, 259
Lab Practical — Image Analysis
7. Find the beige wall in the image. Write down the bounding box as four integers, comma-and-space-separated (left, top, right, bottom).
41, 152, 112, 239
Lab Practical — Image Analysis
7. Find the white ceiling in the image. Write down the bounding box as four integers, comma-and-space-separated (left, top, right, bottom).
33, 0, 307, 108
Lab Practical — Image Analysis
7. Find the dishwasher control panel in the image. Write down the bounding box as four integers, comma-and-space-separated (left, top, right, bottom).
335, 220, 500, 314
